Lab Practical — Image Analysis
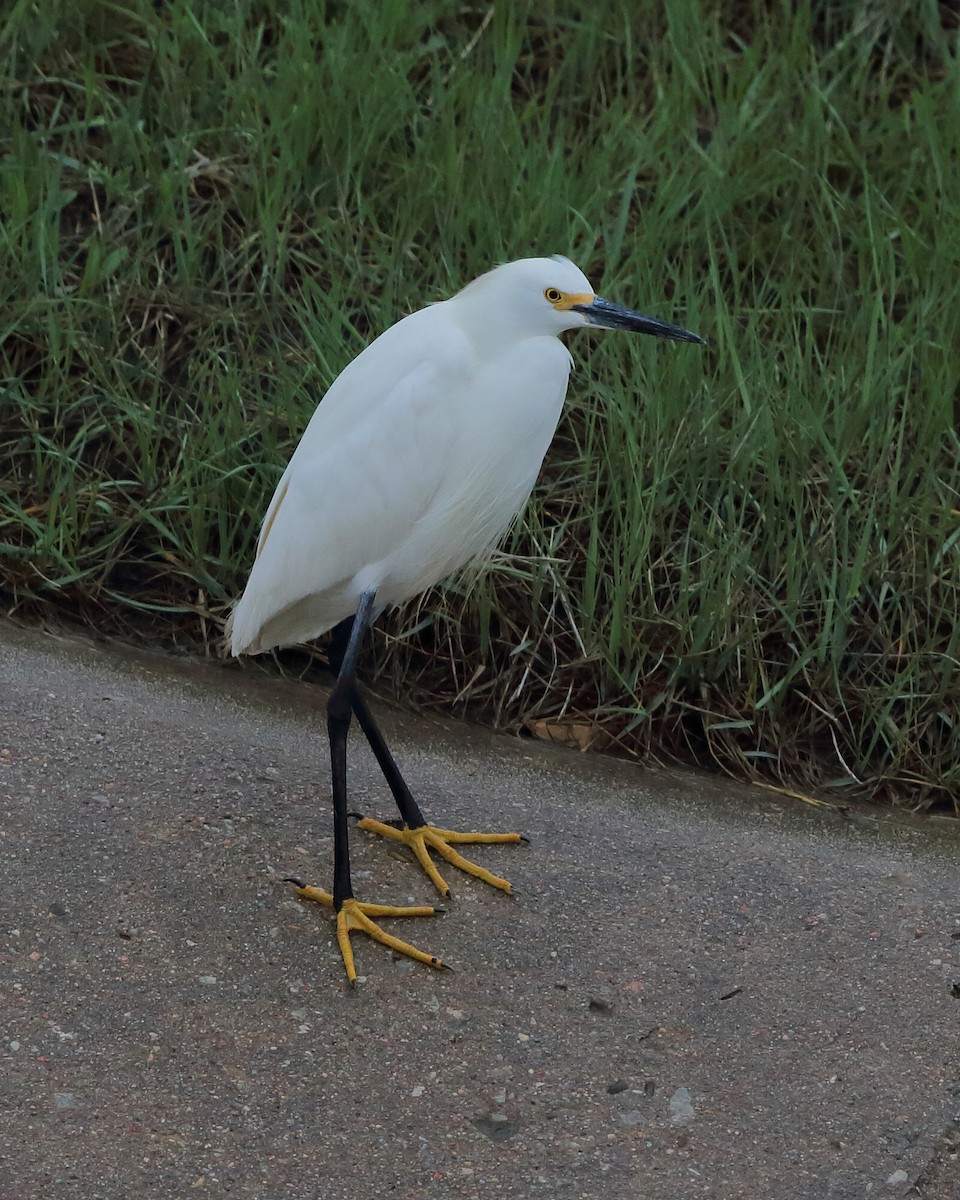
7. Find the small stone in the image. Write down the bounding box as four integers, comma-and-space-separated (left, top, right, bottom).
607, 1080, 628, 1095
619, 1111, 643, 1126
669, 1087, 695, 1125
198, 975, 217, 986
411, 1085, 425, 1098
54, 1092, 78, 1110
887, 1170, 908, 1186
9, 1041, 19, 1051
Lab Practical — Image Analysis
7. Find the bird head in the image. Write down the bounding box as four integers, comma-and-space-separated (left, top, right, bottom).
456, 256, 704, 345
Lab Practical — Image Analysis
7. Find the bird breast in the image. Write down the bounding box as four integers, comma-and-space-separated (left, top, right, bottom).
372, 333, 573, 600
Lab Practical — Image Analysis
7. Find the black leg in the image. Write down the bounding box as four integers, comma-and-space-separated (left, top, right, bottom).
350, 690, 427, 830
328, 590, 377, 911
326, 615, 427, 831
323, 608, 522, 904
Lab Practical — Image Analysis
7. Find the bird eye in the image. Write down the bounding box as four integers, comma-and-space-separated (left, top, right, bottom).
545, 288, 563, 304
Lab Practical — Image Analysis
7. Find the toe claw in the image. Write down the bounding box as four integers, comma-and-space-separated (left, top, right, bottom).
283, 876, 306, 888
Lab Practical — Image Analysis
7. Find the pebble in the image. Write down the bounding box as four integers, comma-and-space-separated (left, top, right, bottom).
669, 1087, 695, 1125
887, 1170, 908, 1186
198, 975, 217, 986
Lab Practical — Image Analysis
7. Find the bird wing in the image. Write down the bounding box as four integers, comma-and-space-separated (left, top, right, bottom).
229, 307, 471, 654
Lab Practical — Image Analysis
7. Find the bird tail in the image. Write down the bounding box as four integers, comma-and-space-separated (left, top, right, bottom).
220, 605, 238, 659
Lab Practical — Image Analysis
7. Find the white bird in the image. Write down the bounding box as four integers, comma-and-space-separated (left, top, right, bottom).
229, 255, 703, 982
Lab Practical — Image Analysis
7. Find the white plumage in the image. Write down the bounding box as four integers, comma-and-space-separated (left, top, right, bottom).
229, 256, 591, 656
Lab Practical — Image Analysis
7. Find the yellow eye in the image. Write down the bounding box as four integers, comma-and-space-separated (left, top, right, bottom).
545, 287, 563, 304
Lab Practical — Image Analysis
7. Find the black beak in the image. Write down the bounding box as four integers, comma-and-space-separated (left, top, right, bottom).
573, 296, 705, 345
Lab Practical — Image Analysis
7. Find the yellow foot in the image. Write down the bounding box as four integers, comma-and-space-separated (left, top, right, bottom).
292, 886, 446, 984
356, 818, 524, 897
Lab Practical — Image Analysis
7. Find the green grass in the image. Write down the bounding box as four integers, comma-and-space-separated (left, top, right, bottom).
2, 0, 958, 807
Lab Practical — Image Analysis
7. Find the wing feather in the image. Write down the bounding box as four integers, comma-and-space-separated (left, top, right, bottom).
228, 310, 572, 657
229, 307, 470, 654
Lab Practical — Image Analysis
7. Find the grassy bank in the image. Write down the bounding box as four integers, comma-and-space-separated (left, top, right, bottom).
2, 1, 958, 807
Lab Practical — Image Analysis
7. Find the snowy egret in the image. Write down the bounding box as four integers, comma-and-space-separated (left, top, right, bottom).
228, 256, 703, 982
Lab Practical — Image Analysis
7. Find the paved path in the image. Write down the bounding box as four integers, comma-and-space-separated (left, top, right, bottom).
0, 621, 957, 1199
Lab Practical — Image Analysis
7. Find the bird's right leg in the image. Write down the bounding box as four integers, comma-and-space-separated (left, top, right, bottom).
291, 591, 445, 983
323, 620, 524, 899
349, 689, 524, 897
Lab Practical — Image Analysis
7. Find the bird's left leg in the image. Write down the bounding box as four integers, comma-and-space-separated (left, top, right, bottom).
346, 680, 526, 900
292, 591, 444, 982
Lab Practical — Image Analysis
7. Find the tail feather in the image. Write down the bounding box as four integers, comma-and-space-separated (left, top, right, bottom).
220, 605, 238, 659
